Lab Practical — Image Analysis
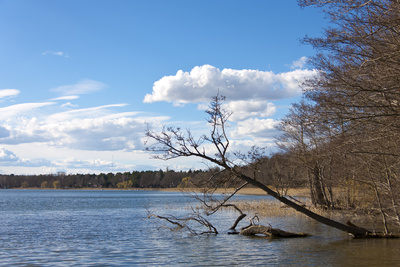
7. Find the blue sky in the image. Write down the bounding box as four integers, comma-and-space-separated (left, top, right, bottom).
0, 0, 326, 175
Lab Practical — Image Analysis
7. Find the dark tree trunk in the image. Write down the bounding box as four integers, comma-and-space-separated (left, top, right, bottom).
233, 169, 372, 237
312, 164, 331, 208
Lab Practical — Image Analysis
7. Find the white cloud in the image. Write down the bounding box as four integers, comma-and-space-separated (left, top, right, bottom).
61, 102, 79, 108
142, 64, 317, 152
144, 64, 318, 105
232, 118, 279, 139
61, 157, 114, 169
47, 104, 129, 121
51, 79, 107, 95
0, 126, 10, 138
55, 157, 135, 172
0, 100, 168, 152
0, 102, 56, 120
51, 95, 80, 101
0, 89, 20, 99
290, 56, 308, 69
18, 158, 54, 167
44, 116, 148, 151
0, 147, 52, 167
42, 51, 69, 58
226, 100, 276, 121
0, 146, 133, 172
0, 147, 18, 162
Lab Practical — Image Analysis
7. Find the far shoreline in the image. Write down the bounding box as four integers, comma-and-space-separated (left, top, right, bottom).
156, 187, 310, 197
7, 186, 310, 197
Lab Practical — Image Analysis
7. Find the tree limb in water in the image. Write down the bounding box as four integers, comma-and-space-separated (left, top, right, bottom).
147, 212, 218, 235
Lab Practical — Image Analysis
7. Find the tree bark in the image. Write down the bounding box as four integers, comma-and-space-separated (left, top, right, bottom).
230, 213, 246, 231
240, 225, 309, 238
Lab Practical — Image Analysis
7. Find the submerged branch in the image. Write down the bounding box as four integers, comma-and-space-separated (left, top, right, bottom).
147, 214, 184, 229
147, 212, 218, 235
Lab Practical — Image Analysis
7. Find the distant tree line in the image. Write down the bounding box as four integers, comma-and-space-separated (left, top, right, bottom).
0, 169, 208, 189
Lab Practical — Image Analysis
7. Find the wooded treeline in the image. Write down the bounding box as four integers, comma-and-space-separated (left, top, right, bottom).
0, 169, 208, 189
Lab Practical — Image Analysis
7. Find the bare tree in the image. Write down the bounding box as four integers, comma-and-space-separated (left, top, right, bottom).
277, 100, 336, 208
146, 94, 379, 237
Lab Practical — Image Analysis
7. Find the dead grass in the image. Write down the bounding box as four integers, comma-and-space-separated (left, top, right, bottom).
159, 187, 316, 217
231, 199, 302, 217
158, 187, 311, 197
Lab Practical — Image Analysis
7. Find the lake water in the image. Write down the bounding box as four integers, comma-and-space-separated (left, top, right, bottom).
0, 190, 399, 266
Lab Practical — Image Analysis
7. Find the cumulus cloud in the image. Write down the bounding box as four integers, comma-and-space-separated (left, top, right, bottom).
142, 64, 319, 142
144, 64, 318, 105
0, 89, 20, 99
51, 79, 107, 95
232, 118, 279, 139
45, 116, 148, 151
226, 100, 276, 121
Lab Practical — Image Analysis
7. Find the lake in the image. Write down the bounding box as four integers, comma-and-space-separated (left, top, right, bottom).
0, 189, 399, 266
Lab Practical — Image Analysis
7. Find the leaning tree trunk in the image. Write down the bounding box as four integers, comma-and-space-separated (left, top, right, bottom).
231, 168, 371, 237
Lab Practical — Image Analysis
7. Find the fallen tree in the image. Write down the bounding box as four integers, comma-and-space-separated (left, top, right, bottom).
147, 185, 310, 238
146, 94, 397, 238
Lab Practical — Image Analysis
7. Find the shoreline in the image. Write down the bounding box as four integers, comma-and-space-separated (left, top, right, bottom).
155, 187, 311, 198
6, 187, 311, 197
